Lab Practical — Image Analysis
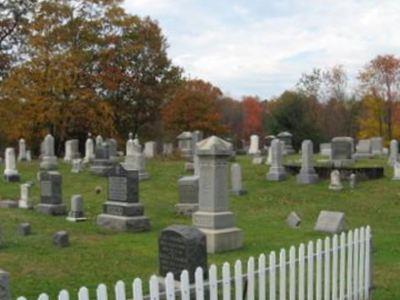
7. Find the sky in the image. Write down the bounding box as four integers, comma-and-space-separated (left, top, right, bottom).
123, 0, 400, 99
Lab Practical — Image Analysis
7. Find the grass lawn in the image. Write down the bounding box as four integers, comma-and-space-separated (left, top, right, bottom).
0, 156, 399, 299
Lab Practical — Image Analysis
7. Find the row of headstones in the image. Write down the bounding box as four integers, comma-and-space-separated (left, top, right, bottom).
247, 131, 295, 155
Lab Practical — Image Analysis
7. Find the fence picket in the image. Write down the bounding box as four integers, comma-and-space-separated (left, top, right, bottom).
324, 237, 331, 300
180, 270, 190, 300
195, 267, 205, 300
115, 281, 126, 300
58, 290, 69, 300
353, 229, 359, 300
16, 297, 27, 300
247, 257, 255, 300
358, 227, 365, 299
339, 233, 346, 300
307, 241, 314, 300
165, 273, 175, 300
234, 260, 243, 300
279, 249, 286, 300
96, 283, 108, 300
258, 254, 266, 300
364, 226, 371, 300
289, 246, 296, 300
78, 287, 89, 300
38, 294, 49, 300
149, 275, 160, 300
133, 278, 143, 300
269, 251, 276, 300
222, 262, 231, 300
331, 235, 338, 300
209, 265, 218, 300
347, 230, 353, 300
316, 239, 322, 300
298, 244, 305, 300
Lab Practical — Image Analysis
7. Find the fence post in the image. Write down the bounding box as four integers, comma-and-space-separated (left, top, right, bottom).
0, 269, 11, 300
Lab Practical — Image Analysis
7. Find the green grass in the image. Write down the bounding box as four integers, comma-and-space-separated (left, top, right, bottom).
0, 156, 399, 299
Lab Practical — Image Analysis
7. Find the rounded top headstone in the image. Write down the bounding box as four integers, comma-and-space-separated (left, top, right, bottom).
128, 132, 133, 140
196, 136, 233, 156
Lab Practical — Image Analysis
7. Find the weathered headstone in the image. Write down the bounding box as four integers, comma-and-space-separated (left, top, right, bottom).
95, 135, 103, 146
192, 136, 243, 253
64, 139, 80, 162
97, 164, 151, 232
159, 225, 207, 283
177, 131, 193, 159
71, 159, 83, 173
3, 148, 20, 182
349, 173, 357, 189
125, 133, 150, 180
53, 231, 69, 247
36, 171, 67, 215
106, 138, 118, 162
231, 163, 246, 195
90, 142, 114, 176
0, 269, 11, 300
248, 134, 260, 155
84, 133, 95, 163
67, 194, 87, 222
286, 212, 301, 228
297, 140, 318, 184
392, 161, 400, 180
19, 183, 33, 209
277, 131, 295, 154
388, 139, 398, 166
331, 137, 354, 167
370, 137, 383, 155
144, 141, 156, 158
320, 143, 332, 157
163, 143, 174, 156
266, 139, 287, 181
26, 150, 32, 162
329, 170, 343, 191
18, 138, 27, 161
354, 139, 372, 158
18, 223, 31, 236
40, 134, 58, 170
314, 211, 346, 233
175, 175, 199, 216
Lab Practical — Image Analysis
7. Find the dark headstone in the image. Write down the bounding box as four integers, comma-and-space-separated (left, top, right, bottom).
36, 171, 66, 215
159, 225, 207, 283
18, 223, 31, 236
53, 231, 69, 247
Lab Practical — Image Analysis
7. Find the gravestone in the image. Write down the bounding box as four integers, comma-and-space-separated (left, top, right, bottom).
388, 139, 398, 166
192, 131, 203, 174
163, 143, 174, 156
26, 150, 32, 162
370, 137, 383, 155
277, 131, 295, 154
90, 142, 114, 176
331, 137, 354, 167
264, 135, 275, 148
0, 199, 17, 208
64, 139, 80, 162
177, 131, 193, 159
0, 269, 10, 300
144, 141, 156, 158
125, 133, 150, 180
266, 139, 287, 181
95, 135, 103, 145
106, 138, 118, 162
159, 225, 207, 283
3, 148, 20, 182
36, 171, 66, 215
18, 138, 27, 161
392, 161, 400, 180
286, 212, 301, 228
329, 170, 343, 191
175, 175, 199, 216
252, 154, 265, 165
97, 164, 151, 232
53, 231, 69, 247
349, 173, 357, 189
354, 139, 372, 158
67, 194, 87, 222
18, 223, 31, 236
19, 183, 33, 209
192, 136, 243, 253
314, 211, 346, 234
231, 163, 246, 195
84, 133, 95, 163
266, 145, 273, 165
71, 159, 83, 173
248, 134, 260, 155
40, 134, 58, 170
319, 143, 332, 157
297, 140, 318, 184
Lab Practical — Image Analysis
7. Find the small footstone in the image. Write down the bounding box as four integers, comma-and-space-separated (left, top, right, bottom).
314, 210, 346, 234
286, 212, 301, 228
0, 200, 18, 208
53, 231, 69, 248
18, 223, 31, 236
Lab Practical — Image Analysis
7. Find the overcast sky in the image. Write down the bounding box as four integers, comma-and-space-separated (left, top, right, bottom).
123, 0, 400, 99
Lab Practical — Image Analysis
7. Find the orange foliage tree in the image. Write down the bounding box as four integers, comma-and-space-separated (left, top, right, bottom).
241, 96, 264, 139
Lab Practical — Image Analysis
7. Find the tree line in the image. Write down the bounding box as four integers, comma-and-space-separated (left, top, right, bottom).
1, 0, 399, 153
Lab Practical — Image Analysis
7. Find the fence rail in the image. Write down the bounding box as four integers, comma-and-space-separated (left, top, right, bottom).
17, 226, 372, 300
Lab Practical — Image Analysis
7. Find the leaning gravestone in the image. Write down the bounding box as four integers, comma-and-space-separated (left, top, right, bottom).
331, 137, 354, 167
388, 139, 398, 166
18, 138, 27, 161
0, 269, 11, 300
266, 139, 287, 181
297, 140, 318, 184
97, 164, 151, 232
40, 134, 58, 170
36, 171, 66, 215
159, 225, 207, 283
175, 175, 199, 216
90, 142, 114, 176
3, 148, 20, 182
314, 211, 346, 234
192, 136, 243, 253
231, 163, 247, 195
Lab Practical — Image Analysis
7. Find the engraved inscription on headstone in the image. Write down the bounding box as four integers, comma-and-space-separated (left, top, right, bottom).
105, 205, 124, 216
41, 181, 52, 197
108, 176, 128, 201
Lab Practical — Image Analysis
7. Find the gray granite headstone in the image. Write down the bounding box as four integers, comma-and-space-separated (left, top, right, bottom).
286, 212, 301, 228
0, 269, 11, 300
40, 134, 58, 170
354, 139, 372, 158
175, 175, 199, 216
177, 131, 193, 159
159, 225, 207, 283
277, 131, 295, 154
266, 139, 287, 181
388, 139, 398, 166
67, 195, 87, 222
36, 171, 66, 215
231, 163, 247, 195
53, 231, 69, 247
370, 137, 383, 155
18, 138, 27, 161
314, 211, 346, 234
331, 137, 354, 167
349, 173, 357, 189
297, 140, 318, 184
319, 143, 332, 157
90, 142, 114, 176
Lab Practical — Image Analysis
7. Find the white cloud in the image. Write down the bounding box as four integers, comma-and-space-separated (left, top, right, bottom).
123, 0, 400, 98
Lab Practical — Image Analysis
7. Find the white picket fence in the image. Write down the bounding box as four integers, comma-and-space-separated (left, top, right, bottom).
17, 226, 372, 300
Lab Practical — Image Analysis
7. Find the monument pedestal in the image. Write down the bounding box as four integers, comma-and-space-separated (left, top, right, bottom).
36, 203, 67, 215
90, 159, 113, 176
40, 156, 58, 170
0, 200, 18, 208
200, 227, 243, 253
3, 172, 20, 182
97, 214, 150, 232
266, 167, 287, 181
297, 172, 319, 184
175, 203, 198, 216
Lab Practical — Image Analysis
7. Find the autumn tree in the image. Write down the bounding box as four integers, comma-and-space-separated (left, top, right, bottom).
217, 96, 243, 143
358, 54, 400, 140
241, 96, 264, 139
162, 79, 226, 137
